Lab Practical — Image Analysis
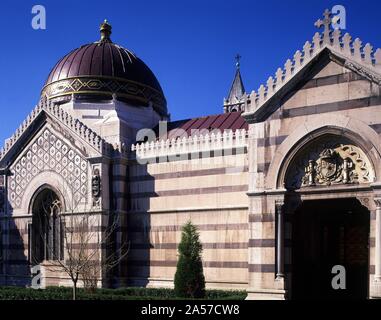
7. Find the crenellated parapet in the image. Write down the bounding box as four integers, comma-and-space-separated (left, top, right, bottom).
131, 129, 247, 160
0, 99, 111, 162
244, 9, 381, 115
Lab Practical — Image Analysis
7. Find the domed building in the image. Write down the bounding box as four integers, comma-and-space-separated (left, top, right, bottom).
0, 20, 248, 291
40, 20, 168, 148
2, 11, 381, 299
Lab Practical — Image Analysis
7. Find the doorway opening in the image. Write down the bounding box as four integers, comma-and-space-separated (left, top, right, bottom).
292, 198, 369, 300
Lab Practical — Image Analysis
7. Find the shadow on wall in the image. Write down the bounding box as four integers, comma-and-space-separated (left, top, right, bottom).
125, 162, 156, 288
283, 192, 302, 299
1, 162, 155, 290
0, 179, 32, 287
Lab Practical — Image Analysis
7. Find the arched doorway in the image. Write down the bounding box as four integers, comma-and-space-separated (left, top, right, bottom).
279, 133, 376, 300
31, 188, 63, 264
292, 198, 370, 300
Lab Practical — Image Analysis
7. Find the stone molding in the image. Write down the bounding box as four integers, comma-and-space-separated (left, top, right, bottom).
264, 115, 381, 190
0, 99, 112, 163
243, 9, 381, 121
131, 129, 247, 160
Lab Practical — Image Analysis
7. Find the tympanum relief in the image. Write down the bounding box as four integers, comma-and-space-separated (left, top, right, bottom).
285, 136, 375, 190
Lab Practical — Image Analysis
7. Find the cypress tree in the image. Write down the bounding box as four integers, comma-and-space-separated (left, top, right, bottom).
174, 221, 205, 298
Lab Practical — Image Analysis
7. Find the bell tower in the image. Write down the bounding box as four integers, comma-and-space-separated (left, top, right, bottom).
223, 54, 246, 113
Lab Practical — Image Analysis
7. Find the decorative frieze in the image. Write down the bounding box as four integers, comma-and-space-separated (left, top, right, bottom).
131, 129, 247, 160
41, 76, 166, 117
285, 137, 375, 190
302, 148, 357, 187
0, 99, 110, 162
8, 129, 89, 209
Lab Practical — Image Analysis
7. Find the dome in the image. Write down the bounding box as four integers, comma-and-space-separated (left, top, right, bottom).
41, 20, 167, 117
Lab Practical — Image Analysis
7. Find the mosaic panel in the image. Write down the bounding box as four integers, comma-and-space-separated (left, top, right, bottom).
9, 128, 88, 208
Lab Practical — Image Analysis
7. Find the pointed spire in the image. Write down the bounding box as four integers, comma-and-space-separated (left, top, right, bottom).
223, 55, 246, 113
227, 54, 245, 103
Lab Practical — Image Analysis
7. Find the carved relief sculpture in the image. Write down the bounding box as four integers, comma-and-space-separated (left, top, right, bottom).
308, 148, 357, 186
285, 137, 375, 190
302, 160, 316, 186
91, 168, 101, 206
302, 148, 360, 187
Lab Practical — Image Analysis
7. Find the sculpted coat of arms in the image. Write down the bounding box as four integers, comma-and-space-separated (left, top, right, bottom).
302, 148, 359, 187
285, 137, 375, 190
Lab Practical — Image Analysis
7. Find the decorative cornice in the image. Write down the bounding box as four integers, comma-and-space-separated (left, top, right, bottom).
371, 182, 381, 190
0, 99, 112, 163
41, 75, 167, 116
247, 188, 287, 197
343, 60, 381, 85
243, 9, 381, 121
288, 184, 373, 195
131, 129, 248, 160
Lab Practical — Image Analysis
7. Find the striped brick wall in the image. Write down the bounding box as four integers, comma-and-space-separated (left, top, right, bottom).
247, 59, 381, 299
0, 213, 107, 288
127, 152, 249, 289
253, 61, 381, 176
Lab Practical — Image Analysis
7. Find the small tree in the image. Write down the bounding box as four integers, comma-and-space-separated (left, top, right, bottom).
32, 178, 129, 300
34, 208, 129, 300
174, 221, 205, 298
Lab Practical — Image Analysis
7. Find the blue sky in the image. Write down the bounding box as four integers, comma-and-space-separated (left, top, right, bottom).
0, 0, 380, 144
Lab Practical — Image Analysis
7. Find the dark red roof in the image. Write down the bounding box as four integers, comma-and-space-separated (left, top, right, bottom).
157, 112, 248, 140
44, 42, 163, 95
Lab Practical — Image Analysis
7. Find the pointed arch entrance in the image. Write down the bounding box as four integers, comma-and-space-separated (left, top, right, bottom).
30, 187, 64, 264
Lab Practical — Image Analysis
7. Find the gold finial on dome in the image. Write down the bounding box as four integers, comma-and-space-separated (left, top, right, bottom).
100, 19, 112, 42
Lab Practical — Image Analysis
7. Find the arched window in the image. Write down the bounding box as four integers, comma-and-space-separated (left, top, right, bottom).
31, 189, 64, 264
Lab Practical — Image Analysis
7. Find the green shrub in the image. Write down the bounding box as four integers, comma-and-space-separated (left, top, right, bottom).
174, 221, 206, 299
0, 286, 246, 300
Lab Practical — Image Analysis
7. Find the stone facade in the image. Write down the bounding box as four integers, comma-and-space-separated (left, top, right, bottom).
243, 10, 381, 299
1, 10, 381, 299
129, 131, 248, 289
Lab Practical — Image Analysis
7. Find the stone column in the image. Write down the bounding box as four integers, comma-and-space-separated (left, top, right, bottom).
275, 200, 285, 280
374, 198, 381, 282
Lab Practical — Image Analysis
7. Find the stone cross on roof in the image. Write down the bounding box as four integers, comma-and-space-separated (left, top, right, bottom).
315, 9, 332, 42
243, 8, 381, 119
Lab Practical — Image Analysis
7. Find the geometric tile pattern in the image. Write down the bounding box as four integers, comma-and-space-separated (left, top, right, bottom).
42, 76, 167, 117
9, 128, 88, 209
